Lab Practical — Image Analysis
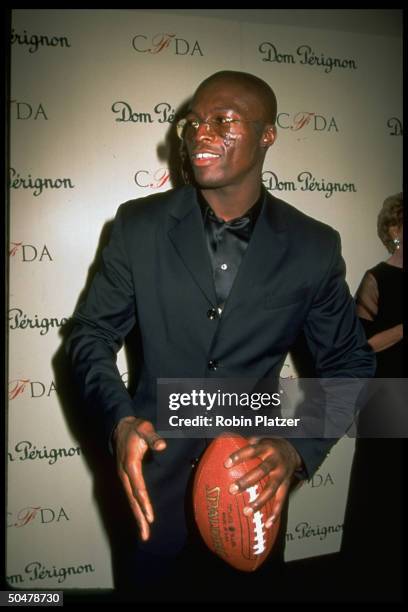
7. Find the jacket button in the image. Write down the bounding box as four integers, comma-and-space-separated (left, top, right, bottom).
208, 360, 219, 371
207, 308, 218, 320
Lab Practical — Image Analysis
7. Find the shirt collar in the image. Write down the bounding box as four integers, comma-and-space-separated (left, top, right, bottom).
197, 188, 264, 228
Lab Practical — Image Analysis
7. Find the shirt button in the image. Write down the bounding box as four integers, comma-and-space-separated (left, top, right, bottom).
207, 308, 218, 320
208, 360, 219, 371
220, 263, 228, 271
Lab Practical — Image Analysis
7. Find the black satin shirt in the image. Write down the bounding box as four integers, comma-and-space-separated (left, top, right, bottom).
198, 190, 264, 313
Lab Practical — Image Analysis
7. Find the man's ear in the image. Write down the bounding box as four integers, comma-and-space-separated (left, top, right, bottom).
261, 124, 277, 148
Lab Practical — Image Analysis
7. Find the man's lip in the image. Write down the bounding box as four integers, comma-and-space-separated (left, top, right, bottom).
191, 150, 222, 157
190, 150, 222, 166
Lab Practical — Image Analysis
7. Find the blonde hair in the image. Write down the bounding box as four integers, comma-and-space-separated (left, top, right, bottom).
377, 192, 403, 253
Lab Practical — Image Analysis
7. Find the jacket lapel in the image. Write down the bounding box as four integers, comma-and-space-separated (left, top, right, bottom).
221, 190, 289, 318
167, 186, 217, 306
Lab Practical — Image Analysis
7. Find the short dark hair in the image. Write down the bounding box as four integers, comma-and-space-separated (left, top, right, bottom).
195, 70, 277, 125
377, 192, 403, 253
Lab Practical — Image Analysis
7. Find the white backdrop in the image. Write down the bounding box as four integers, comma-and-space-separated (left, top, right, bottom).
8, 9, 402, 589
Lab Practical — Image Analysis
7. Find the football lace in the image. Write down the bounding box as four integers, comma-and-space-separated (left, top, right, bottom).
247, 484, 267, 555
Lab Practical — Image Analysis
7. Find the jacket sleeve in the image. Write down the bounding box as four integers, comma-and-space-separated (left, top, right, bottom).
65, 204, 139, 451
288, 230, 376, 478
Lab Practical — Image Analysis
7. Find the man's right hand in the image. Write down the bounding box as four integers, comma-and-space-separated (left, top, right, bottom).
113, 416, 167, 541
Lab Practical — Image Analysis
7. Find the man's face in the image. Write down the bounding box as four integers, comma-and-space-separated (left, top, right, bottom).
183, 79, 272, 190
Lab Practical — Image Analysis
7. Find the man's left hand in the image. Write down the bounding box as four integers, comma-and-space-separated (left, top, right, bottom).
224, 437, 303, 529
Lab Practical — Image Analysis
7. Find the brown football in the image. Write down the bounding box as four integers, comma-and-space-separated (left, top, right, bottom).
193, 434, 280, 572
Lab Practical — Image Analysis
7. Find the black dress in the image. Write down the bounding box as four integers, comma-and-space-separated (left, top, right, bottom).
355, 262, 404, 435
358, 261, 403, 377
340, 261, 404, 597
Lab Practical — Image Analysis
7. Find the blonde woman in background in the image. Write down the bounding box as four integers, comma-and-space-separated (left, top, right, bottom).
355, 192, 403, 378
341, 193, 404, 574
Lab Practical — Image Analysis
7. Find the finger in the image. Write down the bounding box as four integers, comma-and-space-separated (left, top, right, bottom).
229, 456, 279, 494
265, 513, 277, 529
224, 443, 258, 468
265, 481, 291, 528
126, 460, 155, 523
242, 477, 281, 516
120, 472, 151, 541
137, 421, 167, 451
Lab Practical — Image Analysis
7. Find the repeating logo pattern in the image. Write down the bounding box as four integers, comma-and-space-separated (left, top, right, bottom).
262, 171, 357, 198
9, 169, 75, 197
9, 11, 401, 588
9, 309, 69, 335
9, 379, 57, 400
259, 42, 357, 73
7, 561, 95, 586
11, 29, 71, 53
132, 33, 203, 56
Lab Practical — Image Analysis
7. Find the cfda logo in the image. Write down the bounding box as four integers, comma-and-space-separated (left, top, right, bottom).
10, 242, 52, 262
134, 168, 170, 190
8, 506, 69, 528
277, 112, 338, 133
308, 472, 335, 488
11, 100, 48, 121
132, 33, 203, 56
8, 379, 57, 400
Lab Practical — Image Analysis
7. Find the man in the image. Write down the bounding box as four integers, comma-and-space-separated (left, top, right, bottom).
66, 71, 375, 594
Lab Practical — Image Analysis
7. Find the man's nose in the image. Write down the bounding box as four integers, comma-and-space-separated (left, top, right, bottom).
195, 121, 216, 140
